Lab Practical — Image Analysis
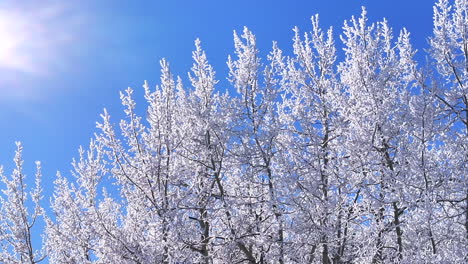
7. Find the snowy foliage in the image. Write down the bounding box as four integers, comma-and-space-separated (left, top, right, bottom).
1, 0, 467, 263
0, 143, 45, 263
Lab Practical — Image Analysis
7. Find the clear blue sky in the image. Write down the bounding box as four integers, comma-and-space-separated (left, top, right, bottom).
0, 0, 432, 206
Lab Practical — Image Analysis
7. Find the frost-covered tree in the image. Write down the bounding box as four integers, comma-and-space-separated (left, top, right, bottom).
46, 140, 104, 263
338, 9, 418, 262
277, 15, 350, 263
226, 27, 289, 263
0, 142, 45, 264
427, 0, 468, 259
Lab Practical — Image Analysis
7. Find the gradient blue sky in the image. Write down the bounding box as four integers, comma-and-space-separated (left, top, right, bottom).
0, 0, 432, 210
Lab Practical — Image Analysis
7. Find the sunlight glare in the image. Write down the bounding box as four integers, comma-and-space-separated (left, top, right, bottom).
0, 1, 85, 77
0, 11, 34, 73
0, 1, 89, 101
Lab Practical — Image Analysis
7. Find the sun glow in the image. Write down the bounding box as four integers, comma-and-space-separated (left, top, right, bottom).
0, 1, 89, 101
0, 16, 16, 60
0, 2, 85, 77
0, 11, 35, 73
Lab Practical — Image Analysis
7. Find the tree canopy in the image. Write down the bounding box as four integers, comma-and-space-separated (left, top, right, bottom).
1, 0, 467, 263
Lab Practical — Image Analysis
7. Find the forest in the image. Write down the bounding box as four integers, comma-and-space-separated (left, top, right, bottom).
0, 0, 467, 263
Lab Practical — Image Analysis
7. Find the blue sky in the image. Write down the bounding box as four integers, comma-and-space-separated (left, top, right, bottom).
0, 0, 432, 210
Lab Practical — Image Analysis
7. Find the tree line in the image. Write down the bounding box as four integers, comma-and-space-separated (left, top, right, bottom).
1, 0, 467, 263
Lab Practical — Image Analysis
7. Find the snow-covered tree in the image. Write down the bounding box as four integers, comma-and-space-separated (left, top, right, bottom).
0, 142, 45, 264
427, 0, 468, 260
